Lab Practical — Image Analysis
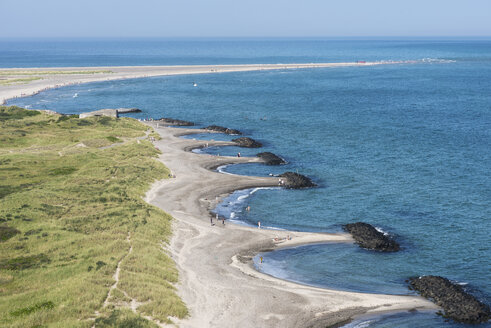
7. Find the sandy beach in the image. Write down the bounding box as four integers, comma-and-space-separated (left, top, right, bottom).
1, 62, 440, 327
143, 124, 438, 327
0, 62, 393, 105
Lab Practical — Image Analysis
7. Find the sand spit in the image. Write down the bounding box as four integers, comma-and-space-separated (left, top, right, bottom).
143, 125, 438, 328
1, 61, 396, 105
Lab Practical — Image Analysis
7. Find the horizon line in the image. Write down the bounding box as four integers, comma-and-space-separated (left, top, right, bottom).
1, 35, 491, 40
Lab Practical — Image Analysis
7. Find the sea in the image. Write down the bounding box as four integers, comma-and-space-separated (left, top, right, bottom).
3, 38, 490, 327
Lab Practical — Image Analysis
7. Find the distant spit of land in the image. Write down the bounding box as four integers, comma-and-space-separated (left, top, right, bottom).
0, 62, 397, 105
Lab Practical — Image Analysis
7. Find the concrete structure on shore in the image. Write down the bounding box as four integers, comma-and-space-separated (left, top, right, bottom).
79, 107, 140, 118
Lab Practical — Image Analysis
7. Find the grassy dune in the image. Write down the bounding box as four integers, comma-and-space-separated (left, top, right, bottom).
0, 77, 42, 86
0, 106, 187, 327
0, 71, 113, 76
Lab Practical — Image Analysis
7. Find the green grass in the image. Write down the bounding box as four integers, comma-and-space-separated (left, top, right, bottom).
0, 77, 42, 85
0, 106, 187, 327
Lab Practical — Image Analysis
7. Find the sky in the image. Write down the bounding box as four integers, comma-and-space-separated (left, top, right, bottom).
1, 0, 491, 38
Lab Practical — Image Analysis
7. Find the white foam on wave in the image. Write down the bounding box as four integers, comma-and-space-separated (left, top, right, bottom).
214, 187, 280, 225
262, 225, 286, 231
374, 226, 389, 236
420, 57, 456, 63
216, 165, 235, 176
192, 148, 204, 154
72, 93, 78, 98
376, 58, 456, 65
342, 320, 374, 328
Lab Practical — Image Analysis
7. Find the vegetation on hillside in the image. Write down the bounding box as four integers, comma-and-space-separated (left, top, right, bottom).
0, 77, 42, 86
0, 106, 187, 327
0, 70, 113, 76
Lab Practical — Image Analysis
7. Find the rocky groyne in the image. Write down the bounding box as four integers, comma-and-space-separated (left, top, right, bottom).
343, 222, 400, 252
232, 137, 262, 148
158, 117, 195, 126
257, 152, 286, 165
205, 125, 242, 135
409, 275, 490, 324
279, 172, 316, 189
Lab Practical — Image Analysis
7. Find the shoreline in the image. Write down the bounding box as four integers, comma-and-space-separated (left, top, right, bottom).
1, 61, 398, 105
1, 62, 440, 326
143, 124, 438, 327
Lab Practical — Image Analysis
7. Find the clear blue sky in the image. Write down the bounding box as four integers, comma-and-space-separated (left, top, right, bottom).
2, 0, 490, 38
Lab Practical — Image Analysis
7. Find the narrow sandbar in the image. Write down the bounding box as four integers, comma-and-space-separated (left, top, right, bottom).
1, 61, 394, 105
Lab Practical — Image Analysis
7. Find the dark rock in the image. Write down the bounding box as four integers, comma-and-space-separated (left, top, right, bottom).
205, 125, 242, 135
116, 107, 141, 114
158, 117, 194, 126
409, 275, 490, 324
343, 222, 400, 252
257, 152, 286, 165
232, 137, 262, 148
278, 172, 316, 189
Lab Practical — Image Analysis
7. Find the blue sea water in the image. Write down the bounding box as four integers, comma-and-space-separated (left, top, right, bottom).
4, 38, 491, 327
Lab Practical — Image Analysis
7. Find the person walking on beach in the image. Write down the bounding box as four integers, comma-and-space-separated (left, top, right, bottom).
258, 221, 261, 229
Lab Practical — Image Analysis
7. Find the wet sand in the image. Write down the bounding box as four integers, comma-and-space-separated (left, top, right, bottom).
144, 124, 438, 327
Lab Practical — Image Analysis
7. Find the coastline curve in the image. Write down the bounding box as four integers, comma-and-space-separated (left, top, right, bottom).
143, 122, 438, 328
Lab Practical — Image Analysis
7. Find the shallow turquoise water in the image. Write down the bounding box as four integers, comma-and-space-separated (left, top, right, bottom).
6, 39, 491, 326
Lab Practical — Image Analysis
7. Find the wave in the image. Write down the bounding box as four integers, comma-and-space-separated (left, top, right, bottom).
374, 226, 389, 236
73, 93, 78, 98
342, 320, 374, 328
375, 58, 456, 65
214, 187, 280, 226
420, 58, 456, 63
216, 165, 235, 176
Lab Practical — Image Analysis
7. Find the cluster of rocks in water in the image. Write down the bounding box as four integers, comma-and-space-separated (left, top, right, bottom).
175, 119, 491, 325
409, 275, 491, 324
232, 137, 262, 148
343, 222, 400, 252
256, 152, 286, 165
158, 117, 195, 126
278, 172, 317, 189
205, 125, 242, 135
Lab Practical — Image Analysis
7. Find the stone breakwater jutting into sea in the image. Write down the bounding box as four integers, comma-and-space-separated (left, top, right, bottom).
153, 116, 491, 325
5, 40, 490, 328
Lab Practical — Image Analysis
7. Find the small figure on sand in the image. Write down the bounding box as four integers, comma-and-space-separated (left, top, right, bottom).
222, 218, 225, 225
246, 206, 250, 212
258, 221, 261, 229
260, 256, 263, 263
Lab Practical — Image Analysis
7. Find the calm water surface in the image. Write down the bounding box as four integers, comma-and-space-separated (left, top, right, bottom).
5, 38, 491, 327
